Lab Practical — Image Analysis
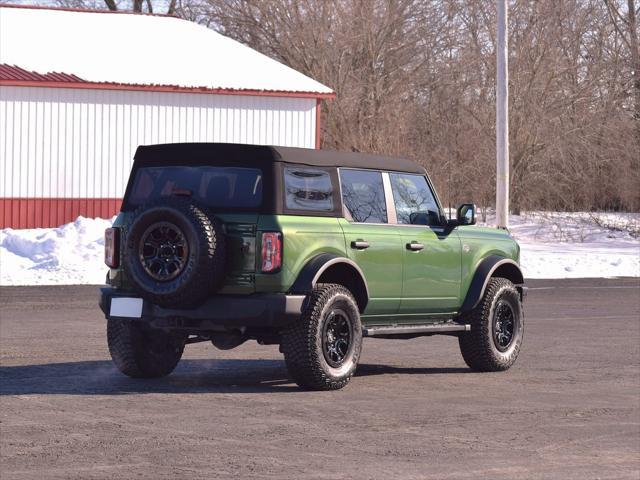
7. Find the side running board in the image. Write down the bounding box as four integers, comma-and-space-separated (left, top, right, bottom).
363, 323, 470, 338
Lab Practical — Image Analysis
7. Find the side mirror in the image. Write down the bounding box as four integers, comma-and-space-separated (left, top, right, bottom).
456, 203, 476, 226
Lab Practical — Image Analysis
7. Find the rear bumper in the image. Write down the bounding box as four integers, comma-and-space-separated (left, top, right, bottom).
99, 288, 305, 331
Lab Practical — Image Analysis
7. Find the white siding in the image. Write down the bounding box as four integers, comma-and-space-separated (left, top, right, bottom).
0, 85, 317, 198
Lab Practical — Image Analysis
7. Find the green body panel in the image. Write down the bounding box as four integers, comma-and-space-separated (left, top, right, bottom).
337, 219, 404, 317
255, 215, 346, 293
109, 213, 519, 323
456, 225, 520, 300
109, 212, 261, 294
396, 226, 462, 315
215, 214, 259, 295
107, 149, 523, 334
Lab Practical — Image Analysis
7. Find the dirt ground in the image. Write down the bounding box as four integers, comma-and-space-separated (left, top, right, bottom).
1, 278, 639, 479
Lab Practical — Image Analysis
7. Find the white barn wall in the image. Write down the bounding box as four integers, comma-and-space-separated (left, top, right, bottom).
1, 85, 317, 198
0, 85, 318, 227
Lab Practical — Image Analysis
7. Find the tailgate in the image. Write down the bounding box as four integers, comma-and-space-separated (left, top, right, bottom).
218, 214, 258, 294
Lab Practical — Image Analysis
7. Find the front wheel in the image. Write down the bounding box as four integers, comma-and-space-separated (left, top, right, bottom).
107, 318, 185, 378
458, 277, 524, 372
281, 284, 362, 390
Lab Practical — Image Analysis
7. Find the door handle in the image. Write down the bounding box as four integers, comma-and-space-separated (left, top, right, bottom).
351, 240, 370, 250
406, 242, 425, 251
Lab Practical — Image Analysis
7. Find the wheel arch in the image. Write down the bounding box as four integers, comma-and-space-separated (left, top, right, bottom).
289, 254, 369, 313
460, 255, 524, 314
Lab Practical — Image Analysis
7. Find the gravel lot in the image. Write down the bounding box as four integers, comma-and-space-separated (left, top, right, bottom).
1, 278, 639, 479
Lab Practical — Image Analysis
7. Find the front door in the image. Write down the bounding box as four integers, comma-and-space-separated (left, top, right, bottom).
388, 172, 462, 314
338, 169, 403, 318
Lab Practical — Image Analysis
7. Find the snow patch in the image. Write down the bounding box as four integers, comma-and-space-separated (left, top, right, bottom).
0, 212, 638, 285
479, 211, 640, 279
0, 217, 114, 286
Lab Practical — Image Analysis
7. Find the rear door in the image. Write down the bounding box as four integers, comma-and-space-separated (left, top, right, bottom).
338, 169, 403, 318
388, 172, 462, 314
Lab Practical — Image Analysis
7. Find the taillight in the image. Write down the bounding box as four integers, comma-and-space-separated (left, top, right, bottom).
261, 232, 282, 273
104, 227, 120, 268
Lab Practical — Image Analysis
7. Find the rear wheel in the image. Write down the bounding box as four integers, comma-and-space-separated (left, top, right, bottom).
281, 284, 362, 390
458, 277, 524, 371
107, 318, 185, 378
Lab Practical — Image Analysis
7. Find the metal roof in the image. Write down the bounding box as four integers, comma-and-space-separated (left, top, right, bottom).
0, 64, 85, 83
0, 5, 334, 98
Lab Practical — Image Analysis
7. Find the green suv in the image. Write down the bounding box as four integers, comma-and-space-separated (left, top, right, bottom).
100, 143, 526, 390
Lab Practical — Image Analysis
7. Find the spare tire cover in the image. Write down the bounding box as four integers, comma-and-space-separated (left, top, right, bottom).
122, 197, 225, 307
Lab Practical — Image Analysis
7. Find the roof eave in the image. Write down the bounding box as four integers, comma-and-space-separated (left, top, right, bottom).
0, 78, 336, 100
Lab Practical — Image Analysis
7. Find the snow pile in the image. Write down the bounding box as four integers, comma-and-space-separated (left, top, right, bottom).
0, 217, 114, 286
0, 212, 638, 285
479, 211, 640, 279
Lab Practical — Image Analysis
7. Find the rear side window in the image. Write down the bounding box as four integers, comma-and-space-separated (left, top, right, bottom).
127, 166, 263, 209
389, 173, 440, 225
284, 166, 334, 211
339, 169, 387, 223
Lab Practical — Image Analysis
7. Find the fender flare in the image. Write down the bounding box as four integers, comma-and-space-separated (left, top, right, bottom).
459, 255, 524, 314
289, 253, 370, 311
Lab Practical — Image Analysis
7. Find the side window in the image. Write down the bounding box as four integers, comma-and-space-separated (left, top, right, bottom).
389, 173, 440, 225
340, 169, 387, 223
284, 166, 334, 211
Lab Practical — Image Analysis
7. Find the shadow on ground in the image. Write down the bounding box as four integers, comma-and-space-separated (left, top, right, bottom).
0, 359, 470, 395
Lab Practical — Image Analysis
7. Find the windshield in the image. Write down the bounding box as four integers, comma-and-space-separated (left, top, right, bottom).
126, 166, 263, 209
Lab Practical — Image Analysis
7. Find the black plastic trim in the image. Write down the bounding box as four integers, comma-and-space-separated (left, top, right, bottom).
459, 256, 525, 314
290, 254, 368, 291
100, 287, 305, 330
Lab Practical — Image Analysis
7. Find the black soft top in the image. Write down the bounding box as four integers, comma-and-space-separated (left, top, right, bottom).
133, 142, 425, 174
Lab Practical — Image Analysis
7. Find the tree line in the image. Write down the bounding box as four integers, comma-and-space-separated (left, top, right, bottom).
55, 0, 640, 212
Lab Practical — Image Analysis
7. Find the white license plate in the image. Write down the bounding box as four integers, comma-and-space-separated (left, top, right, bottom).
110, 297, 143, 318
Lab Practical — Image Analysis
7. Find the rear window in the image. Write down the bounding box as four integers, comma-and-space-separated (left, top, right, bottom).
283, 166, 334, 212
126, 166, 263, 209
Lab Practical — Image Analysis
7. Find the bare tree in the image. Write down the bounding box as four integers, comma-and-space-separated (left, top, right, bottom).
36, 0, 640, 211
605, 0, 640, 132
54, 0, 168, 13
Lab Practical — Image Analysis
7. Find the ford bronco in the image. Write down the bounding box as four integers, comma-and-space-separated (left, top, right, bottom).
100, 143, 525, 390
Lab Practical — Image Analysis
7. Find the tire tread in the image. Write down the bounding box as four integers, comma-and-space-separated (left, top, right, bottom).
458, 277, 523, 372
281, 283, 361, 391
123, 198, 226, 307
107, 318, 184, 378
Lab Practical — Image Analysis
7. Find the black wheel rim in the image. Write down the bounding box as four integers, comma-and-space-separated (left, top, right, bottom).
322, 308, 352, 368
139, 222, 189, 281
493, 300, 516, 351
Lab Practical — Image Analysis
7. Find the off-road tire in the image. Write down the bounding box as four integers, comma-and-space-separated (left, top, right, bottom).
281, 284, 362, 391
458, 277, 524, 371
122, 197, 225, 307
107, 318, 185, 378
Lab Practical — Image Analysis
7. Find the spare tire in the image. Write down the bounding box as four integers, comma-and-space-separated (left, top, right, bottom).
122, 197, 225, 307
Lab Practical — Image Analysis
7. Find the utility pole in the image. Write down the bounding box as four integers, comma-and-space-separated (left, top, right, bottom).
496, 0, 509, 228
